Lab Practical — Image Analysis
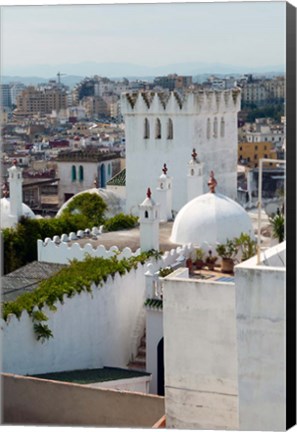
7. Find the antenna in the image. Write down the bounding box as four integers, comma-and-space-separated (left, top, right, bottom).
57, 72, 66, 86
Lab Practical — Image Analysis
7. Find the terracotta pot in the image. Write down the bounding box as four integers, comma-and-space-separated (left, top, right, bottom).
221, 258, 234, 273
195, 259, 204, 270
206, 261, 216, 271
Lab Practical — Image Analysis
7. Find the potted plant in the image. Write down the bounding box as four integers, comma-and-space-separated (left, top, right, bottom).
269, 213, 285, 243
235, 233, 257, 262
194, 247, 204, 269
216, 239, 238, 273
205, 250, 217, 271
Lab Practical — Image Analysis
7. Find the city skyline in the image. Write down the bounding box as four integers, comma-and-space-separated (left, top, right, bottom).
1, 1, 286, 77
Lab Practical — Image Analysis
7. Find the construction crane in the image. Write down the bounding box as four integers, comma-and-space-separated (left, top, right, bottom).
57, 72, 66, 86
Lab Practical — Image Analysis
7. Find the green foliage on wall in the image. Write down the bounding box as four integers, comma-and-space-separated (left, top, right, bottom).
2, 251, 159, 341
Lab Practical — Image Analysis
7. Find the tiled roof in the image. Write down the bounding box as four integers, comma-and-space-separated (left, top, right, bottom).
2, 261, 66, 302
107, 168, 126, 186
31, 367, 151, 384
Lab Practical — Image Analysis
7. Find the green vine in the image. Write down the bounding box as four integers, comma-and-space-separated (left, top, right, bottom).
2, 250, 158, 341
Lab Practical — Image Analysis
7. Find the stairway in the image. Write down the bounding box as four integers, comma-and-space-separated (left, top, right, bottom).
127, 329, 146, 371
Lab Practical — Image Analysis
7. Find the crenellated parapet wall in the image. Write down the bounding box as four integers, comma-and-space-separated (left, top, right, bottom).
37, 228, 142, 264
121, 89, 241, 115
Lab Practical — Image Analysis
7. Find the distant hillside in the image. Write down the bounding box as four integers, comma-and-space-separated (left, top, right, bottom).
3, 61, 285, 83
1, 75, 85, 89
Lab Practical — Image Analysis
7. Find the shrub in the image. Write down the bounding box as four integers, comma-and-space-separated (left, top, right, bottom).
103, 213, 138, 232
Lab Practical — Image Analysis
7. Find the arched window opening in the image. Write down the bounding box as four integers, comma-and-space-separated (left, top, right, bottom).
207, 118, 211, 139
167, 118, 173, 139
72, 165, 77, 181
191, 169, 194, 176
145, 210, 149, 219
155, 118, 161, 139
213, 117, 218, 138
144, 118, 150, 139
79, 165, 84, 182
220, 117, 225, 137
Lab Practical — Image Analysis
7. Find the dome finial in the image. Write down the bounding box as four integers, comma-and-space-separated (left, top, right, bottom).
191, 148, 197, 161
162, 163, 168, 175
13, 159, 18, 166
147, 187, 152, 199
208, 171, 217, 193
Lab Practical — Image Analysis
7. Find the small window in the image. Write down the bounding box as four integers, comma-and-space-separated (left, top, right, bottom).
240, 146, 242, 151
167, 118, 173, 139
220, 117, 225, 137
254, 154, 258, 160
145, 210, 149, 219
255, 146, 258, 150
207, 118, 211, 139
155, 118, 161, 139
72, 165, 77, 181
144, 118, 150, 139
79, 165, 84, 182
264, 154, 268, 158
213, 117, 218, 138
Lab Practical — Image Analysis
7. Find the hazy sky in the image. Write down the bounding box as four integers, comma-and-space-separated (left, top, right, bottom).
1, 1, 286, 75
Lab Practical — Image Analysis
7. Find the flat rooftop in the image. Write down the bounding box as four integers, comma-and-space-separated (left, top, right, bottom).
69, 222, 179, 253
31, 367, 151, 385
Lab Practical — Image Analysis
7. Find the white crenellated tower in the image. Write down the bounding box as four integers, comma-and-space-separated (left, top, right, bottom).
187, 148, 204, 201
8, 160, 23, 225
121, 88, 241, 213
138, 188, 160, 252
155, 163, 173, 222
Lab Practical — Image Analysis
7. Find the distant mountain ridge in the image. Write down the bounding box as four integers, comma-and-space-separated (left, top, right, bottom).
3, 60, 285, 84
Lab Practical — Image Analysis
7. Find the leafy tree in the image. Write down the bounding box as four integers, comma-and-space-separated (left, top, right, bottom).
60, 193, 107, 227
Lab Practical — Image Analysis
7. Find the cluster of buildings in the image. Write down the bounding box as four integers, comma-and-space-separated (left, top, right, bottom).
1, 86, 286, 430
203, 74, 285, 105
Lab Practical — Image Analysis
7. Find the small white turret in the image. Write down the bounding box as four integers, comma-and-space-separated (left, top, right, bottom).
138, 188, 160, 252
187, 149, 204, 201
156, 163, 173, 222
8, 159, 23, 224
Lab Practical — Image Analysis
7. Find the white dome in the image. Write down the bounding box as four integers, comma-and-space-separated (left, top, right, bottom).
1, 197, 36, 229
170, 192, 254, 248
56, 188, 125, 219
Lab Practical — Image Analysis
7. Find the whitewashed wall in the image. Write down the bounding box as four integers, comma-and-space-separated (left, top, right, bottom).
38, 238, 141, 264
162, 269, 239, 430
87, 376, 151, 394
3, 245, 191, 377
235, 243, 286, 431
1, 264, 147, 376
38, 234, 192, 267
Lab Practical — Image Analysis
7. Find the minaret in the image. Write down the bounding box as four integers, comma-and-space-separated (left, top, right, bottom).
138, 188, 160, 252
187, 148, 204, 201
8, 159, 23, 224
155, 163, 173, 222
